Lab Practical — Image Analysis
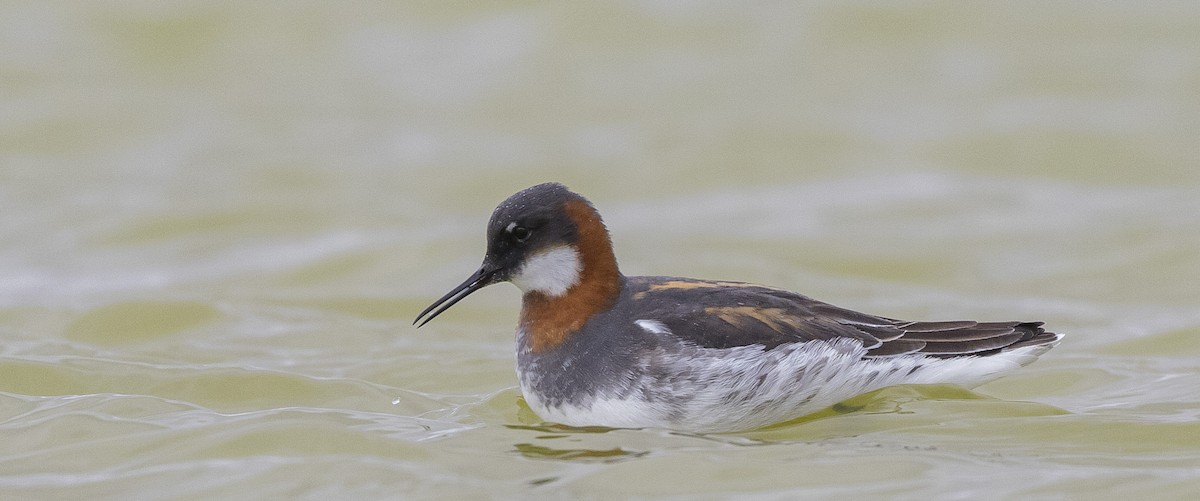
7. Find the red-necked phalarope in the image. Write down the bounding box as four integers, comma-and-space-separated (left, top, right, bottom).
414, 182, 1062, 432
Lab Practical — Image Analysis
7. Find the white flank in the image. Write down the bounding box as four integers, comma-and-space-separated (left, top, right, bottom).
510, 246, 582, 296
635, 319, 671, 335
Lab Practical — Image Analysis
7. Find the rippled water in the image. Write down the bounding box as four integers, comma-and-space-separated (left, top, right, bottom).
3, 2, 1199, 499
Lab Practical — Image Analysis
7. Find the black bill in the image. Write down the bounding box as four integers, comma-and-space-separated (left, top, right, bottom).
413, 265, 499, 327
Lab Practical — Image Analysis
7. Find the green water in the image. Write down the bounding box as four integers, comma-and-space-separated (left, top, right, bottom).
3, 2, 1199, 499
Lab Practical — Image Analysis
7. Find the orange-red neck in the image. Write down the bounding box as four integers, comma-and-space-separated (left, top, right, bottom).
520, 199, 621, 353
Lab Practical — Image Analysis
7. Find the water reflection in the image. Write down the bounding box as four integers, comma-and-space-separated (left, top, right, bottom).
506, 422, 622, 435
512, 442, 649, 463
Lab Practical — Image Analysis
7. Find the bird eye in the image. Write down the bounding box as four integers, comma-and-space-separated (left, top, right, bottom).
510, 225, 531, 242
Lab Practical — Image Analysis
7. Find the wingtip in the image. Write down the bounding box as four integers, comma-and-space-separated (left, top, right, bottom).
996, 330, 1063, 368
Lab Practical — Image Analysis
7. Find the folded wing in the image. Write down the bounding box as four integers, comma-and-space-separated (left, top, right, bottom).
626, 277, 1058, 359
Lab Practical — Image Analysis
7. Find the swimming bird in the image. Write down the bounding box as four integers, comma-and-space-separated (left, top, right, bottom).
414, 182, 1061, 433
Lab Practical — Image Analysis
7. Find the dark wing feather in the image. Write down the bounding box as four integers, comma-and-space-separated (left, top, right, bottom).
625, 276, 1057, 359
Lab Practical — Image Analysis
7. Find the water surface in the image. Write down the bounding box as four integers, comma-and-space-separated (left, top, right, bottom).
2, 2, 1199, 499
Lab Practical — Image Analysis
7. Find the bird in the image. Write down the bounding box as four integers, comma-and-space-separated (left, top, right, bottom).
414, 182, 1061, 433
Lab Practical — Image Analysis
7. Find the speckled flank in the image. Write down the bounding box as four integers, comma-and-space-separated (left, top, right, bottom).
522, 335, 1059, 433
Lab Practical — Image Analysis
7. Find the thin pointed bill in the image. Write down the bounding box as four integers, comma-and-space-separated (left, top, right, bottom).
414, 265, 500, 327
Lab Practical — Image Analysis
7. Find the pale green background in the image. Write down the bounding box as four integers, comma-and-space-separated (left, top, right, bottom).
2, 2, 1199, 499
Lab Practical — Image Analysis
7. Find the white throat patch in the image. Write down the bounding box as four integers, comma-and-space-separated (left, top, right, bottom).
510, 246, 582, 297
